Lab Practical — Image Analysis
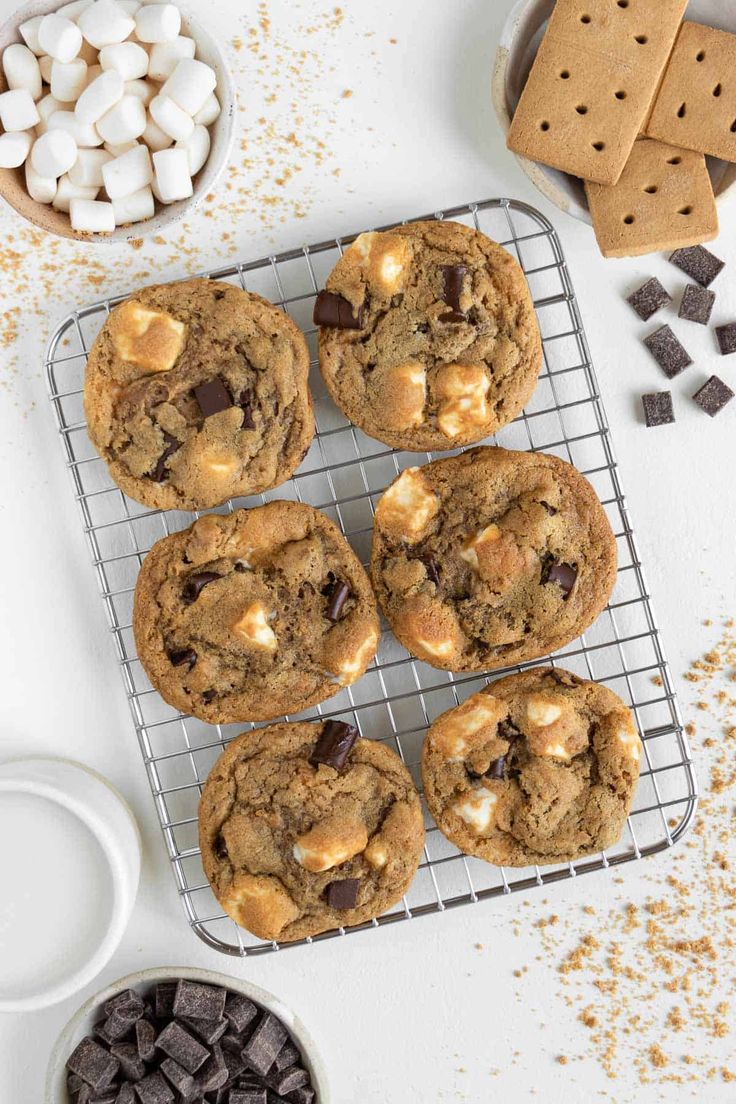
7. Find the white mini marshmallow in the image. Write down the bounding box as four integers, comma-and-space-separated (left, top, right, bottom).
19, 16, 44, 56
101, 141, 151, 198
39, 55, 54, 83
52, 172, 98, 211
35, 93, 64, 135
117, 0, 142, 13
176, 123, 209, 175
99, 41, 149, 81
149, 93, 193, 141
134, 4, 181, 43
49, 109, 102, 147
113, 183, 154, 224
0, 89, 40, 132
69, 197, 115, 231
0, 130, 33, 168
152, 146, 191, 202
193, 92, 220, 127
31, 129, 77, 177
104, 139, 137, 156
69, 146, 112, 187
25, 159, 57, 202
147, 35, 194, 81
124, 78, 156, 106
50, 58, 88, 102
142, 113, 172, 150
161, 58, 216, 116
95, 94, 146, 143
37, 14, 83, 63
78, 0, 135, 50
75, 69, 124, 125
56, 0, 93, 22
2, 44, 43, 101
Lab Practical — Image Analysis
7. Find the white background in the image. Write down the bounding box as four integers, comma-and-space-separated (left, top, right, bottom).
1, 1, 736, 1101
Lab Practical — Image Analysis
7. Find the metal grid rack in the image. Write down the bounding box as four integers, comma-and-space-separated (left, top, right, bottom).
45, 198, 698, 957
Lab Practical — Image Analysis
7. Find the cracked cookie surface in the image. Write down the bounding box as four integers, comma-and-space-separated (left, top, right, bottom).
422, 667, 641, 866
133, 502, 380, 723
199, 721, 425, 941
370, 447, 617, 671
315, 220, 542, 451
85, 279, 314, 510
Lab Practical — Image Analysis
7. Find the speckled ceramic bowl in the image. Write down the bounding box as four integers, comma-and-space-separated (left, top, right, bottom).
45, 966, 331, 1103
0, 0, 236, 243
492, 0, 736, 223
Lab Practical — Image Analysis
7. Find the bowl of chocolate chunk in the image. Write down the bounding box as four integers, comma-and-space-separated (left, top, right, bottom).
46, 967, 329, 1103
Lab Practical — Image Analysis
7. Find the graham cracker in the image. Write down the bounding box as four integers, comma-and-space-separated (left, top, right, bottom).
646, 22, 736, 162
507, 0, 688, 186
585, 138, 718, 258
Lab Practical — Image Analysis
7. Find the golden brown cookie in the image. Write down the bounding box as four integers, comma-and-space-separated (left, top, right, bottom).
315, 220, 542, 451
370, 447, 617, 671
199, 720, 425, 942
133, 502, 380, 723
422, 667, 641, 866
84, 279, 314, 510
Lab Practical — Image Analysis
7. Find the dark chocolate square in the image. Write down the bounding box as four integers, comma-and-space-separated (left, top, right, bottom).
679, 285, 715, 326
670, 245, 725, 287
193, 377, 232, 418
626, 277, 671, 321
133, 1070, 174, 1104
643, 325, 692, 378
715, 322, 736, 356
224, 992, 258, 1035
173, 979, 227, 1022
241, 1014, 288, 1077
66, 1037, 120, 1091
154, 1021, 209, 1074
692, 375, 734, 417
641, 392, 675, 427
154, 983, 177, 1020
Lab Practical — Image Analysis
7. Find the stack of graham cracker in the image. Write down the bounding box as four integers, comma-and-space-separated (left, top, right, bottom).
507, 0, 736, 258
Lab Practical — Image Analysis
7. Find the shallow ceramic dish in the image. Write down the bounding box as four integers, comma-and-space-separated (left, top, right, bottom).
0, 0, 236, 243
492, 0, 736, 223
45, 966, 331, 1103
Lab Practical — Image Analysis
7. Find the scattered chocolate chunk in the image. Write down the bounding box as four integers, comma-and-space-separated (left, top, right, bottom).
221, 1044, 246, 1083
236, 389, 256, 429
114, 1084, 135, 1104
670, 244, 724, 287
201, 688, 217, 703
67, 1037, 120, 1091
194, 377, 233, 418
135, 1020, 157, 1063
486, 756, 507, 780
104, 990, 145, 1021
194, 1043, 228, 1093
132, 1070, 174, 1104
439, 263, 467, 322
309, 719, 358, 771
159, 1057, 195, 1098
268, 1065, 310, 1095
173, 979, 228, 1022
241, 1014, 288, 1077
540, 500, 557, 516
422, 555, 441, 585
154, 1022, 209, 1074
286, 1089, 315, 1104
679, 284, 715, 325
274, 1042, 301, 1072
97, 1009, 136, 1044
147, 432, 180, 483
68, 1073, 85, 1094
225, 992, 259, 1035
110, 1043, 146, 1082
641, 391, 675, 427
229, 1090, 267, 1104
544, 560, 577, 598
626, 277, 671, 321
313, 289, 364, 329
88, 1091, 117, 1104
182, 571, 221, 604
167, 646, 197, 671
180, 1015, 228, 1046
643, 324, 692, 378
325, 579, 350, 621
715, 321, 736, 356
692, 375, 734, 417
326, 877, 360, 910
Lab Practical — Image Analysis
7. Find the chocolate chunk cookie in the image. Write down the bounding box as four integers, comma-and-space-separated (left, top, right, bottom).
371, 447, 617, 671
422, 668, 641, 866
85, 279, 314, 510
315, 220, 542, 451
133, 502, 380, 723
199, 720, 425, 941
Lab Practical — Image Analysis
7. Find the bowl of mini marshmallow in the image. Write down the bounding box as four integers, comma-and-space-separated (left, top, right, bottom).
0, 0, 235, 241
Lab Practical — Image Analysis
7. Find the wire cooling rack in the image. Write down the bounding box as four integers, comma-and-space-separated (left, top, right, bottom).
45, 197, 698, 957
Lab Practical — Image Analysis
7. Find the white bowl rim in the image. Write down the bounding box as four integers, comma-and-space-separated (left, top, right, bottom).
0, 757, 141, 1013
45, 965, 331, 1103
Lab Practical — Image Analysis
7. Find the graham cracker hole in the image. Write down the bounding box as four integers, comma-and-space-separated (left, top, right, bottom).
634, 34, 648, 44
592, 141, 605, 151
714, 84, 722, 97
667, 155, 682, 164
677, 103, 687, 118
560, 69, 570, 79
580, 13, 592, 23
617, 0, 629, 6
678, 206, 693, 216
615, 90, 626, 100
576, 105, 588, 114
731, 120, 736, 132
644, 185, 658, 194
696, 50, 706, 62
540, 120, 550, 131
623, 215, 635, 225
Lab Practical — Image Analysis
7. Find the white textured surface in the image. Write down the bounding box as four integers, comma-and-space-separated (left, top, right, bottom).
0, 1, 735, 1101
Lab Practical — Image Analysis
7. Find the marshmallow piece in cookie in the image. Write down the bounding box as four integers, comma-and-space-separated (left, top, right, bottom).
231, 602, 277, 653
525, 693, 588, 760
460, 524, 533, 591
350, 231, 412, 296
368, 361, 427, 432
433, 692, 506, 760
221, 872, 299, 941
293, 817, 368, 873
452, 785, 498, 834
110, 300, 186, 372
400, 596, 462, 664
332, 628, 378, 686
375, 467, 439, 543
617, 722, 642, 763
436, 362, 490, 438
